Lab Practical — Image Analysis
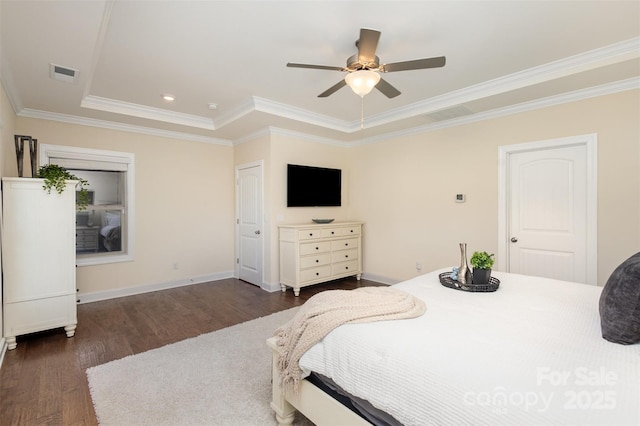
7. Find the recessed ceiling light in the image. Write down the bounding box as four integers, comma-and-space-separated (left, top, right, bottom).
208, 103, 217, 110
162, 94, 175, 101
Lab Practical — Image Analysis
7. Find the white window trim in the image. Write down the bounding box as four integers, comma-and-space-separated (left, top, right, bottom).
40, 143, 135, 266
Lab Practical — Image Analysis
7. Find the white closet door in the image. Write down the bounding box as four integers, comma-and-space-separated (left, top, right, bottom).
508, 145, 588, 283
236, 164, 263, 286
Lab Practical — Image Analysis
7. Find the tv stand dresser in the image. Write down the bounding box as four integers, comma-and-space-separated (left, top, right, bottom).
278, 222, 363, 296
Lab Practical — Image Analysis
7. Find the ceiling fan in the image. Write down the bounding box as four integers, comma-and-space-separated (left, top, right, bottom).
287, 28, 446, 98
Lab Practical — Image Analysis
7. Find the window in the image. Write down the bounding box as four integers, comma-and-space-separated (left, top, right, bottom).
40, 144, 135, 265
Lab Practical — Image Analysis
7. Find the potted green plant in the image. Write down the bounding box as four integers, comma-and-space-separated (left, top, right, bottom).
470, 251, 495, 284
37, 164, 90, 211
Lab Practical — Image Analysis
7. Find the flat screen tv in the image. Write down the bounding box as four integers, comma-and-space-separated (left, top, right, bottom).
287, 164, 341, 207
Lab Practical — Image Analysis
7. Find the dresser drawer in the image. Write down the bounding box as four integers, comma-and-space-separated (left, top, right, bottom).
300, 266, 331, 282
300, 241, 331, 255
332, 260, 360, 276
331, 248, 358, 263
320, 228, 341, 238
298, 229, 323, 240
300, 253, 331, 269
340, 226, 360, 237
331, 238, 359, 251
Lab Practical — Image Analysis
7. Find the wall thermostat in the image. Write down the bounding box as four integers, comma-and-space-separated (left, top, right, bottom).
455, 194, 466, 203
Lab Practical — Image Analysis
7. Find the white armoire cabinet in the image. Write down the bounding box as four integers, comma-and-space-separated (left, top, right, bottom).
2, 178, 77, 350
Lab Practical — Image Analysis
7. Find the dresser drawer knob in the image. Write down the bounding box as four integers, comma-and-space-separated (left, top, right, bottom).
345, 255, 349, 258
309, 233, 314, 236
345, 243, 349, 246
315, 246, 319, 250
316, 272, 319, 276
316, 259, 319, 263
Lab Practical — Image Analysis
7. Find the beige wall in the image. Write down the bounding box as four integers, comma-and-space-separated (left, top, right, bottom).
350, 90, 640, 285
267, 134, 354, 285
0, 86, 637, 311
10, 117, 236, 296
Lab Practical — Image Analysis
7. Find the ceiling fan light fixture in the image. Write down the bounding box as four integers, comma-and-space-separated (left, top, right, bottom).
345, 70, 380, 97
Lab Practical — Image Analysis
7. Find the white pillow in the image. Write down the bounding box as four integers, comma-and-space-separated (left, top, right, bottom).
104, 211, 121, 226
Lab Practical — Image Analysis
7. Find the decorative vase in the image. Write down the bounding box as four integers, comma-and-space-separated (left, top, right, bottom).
14, 135, 24, 177
29, 138, 38, 177
14, 135, 37, 177
458, 243, 473, 285
472, 268, 492, 285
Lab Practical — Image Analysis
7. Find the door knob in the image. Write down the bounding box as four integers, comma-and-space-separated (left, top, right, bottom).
255, 230, 261, 235
510, 237, 518, 243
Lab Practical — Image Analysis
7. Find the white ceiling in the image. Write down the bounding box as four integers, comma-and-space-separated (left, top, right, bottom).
1, 1, 639, 146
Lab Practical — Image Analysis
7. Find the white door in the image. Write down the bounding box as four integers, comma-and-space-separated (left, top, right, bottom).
236, 163, 263, 286
499, 135, 597, 285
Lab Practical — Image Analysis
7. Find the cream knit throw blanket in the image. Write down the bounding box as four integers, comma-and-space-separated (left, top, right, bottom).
273, 286, 426, 392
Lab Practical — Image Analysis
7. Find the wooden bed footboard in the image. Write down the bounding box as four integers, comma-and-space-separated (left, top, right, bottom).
266, 337, 371, 426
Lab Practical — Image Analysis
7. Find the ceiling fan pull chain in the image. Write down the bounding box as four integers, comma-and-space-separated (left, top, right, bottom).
361, 96, 365, 130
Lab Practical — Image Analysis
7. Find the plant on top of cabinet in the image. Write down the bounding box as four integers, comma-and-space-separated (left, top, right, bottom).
37, 164, 90, 211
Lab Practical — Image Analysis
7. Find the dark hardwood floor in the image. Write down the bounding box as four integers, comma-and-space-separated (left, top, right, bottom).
0, 277, 384, 425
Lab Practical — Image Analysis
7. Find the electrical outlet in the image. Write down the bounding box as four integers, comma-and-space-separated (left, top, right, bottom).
416, 261, 422, 271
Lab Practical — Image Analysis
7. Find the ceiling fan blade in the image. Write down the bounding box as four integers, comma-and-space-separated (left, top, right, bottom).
357, 28, 381, 64
381, 56, 446, 73
318, 79, 347, 98
287, 62, 345, 71
375, 77, 401, 98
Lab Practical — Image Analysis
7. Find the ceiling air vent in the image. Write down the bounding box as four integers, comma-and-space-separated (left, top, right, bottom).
49, 63, 79, 83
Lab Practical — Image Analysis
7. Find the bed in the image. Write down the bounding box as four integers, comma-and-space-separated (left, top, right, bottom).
99, 211, 121, 251
268, 266, 640, 426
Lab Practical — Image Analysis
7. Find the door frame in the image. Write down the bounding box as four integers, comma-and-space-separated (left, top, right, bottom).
235, 160, 265, 286
497, 134, 598, 284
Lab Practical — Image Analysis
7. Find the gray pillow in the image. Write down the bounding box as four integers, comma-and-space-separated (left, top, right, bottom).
599, 252, 640, 344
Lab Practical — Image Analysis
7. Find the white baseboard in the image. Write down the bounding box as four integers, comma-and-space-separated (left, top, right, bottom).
0, 337, 7, 371
361, 272, 397, 286
261, 280, 282, 293
76, 271, 393, 305
77, 271, 235, 304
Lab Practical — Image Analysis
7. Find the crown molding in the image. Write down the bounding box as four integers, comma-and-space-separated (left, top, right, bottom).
17, 108, 232, 146
214, 97, 256, 129
81, 95, 216, 130
231, 38, 640, 134
15, 76, 637, 150
359, 37, 640, 131
252, 97, 351, 132
351, 77, 640, 147
8, 37, 637, 148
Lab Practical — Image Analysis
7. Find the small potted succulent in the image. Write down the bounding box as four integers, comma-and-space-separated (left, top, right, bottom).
470, 251, 495, 284
37, 164, 90, 211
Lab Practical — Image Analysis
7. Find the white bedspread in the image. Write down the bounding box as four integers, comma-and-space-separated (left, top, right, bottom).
299, 269, 640, 426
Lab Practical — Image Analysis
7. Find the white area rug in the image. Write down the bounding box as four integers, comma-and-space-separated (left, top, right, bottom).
87, 308, 311, 426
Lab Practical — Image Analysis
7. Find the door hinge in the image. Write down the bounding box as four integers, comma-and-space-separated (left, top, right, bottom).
236, 258, 239, 264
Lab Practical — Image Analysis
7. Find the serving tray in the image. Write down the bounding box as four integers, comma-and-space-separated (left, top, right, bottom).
439, 272, 500, 292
